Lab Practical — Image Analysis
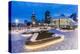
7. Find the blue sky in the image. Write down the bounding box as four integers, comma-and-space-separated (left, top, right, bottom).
9, 1, 78, 23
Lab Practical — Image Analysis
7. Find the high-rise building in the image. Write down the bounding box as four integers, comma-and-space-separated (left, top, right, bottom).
24, 20, 28, 26
44, 10, 51, 24
31, 11, 37, 25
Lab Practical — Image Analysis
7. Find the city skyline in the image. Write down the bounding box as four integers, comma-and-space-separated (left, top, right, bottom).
9, 1, 78, 23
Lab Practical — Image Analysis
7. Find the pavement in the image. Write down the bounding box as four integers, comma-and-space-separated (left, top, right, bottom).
10, 29, 78, 53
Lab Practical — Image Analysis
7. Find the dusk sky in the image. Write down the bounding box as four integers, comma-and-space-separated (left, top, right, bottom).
9, 1, 78, 23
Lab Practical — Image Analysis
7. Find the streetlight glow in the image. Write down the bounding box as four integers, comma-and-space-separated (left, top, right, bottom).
15, 19, 19, 29
15, 19, 19, 24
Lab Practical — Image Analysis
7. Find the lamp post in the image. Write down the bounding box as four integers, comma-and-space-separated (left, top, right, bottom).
15, 19, 19, 30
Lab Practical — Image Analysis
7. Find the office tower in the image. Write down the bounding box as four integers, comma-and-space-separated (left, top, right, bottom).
31, 11, 37, 25
45, 10, 51, 24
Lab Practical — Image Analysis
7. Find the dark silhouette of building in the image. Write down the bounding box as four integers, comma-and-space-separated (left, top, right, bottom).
70, 13, 78, 22
27, 22, 32, 26
24, 20, 28, 26
31, 11, 37, 25
44, 10, 51, 24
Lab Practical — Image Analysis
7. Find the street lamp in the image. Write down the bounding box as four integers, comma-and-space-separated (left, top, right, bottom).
15, 19, 19, 29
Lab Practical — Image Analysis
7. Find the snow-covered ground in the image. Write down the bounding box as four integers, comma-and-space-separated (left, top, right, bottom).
10, 29, 78, 53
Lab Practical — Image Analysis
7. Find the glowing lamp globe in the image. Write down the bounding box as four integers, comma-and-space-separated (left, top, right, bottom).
15, 19, 19, 24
